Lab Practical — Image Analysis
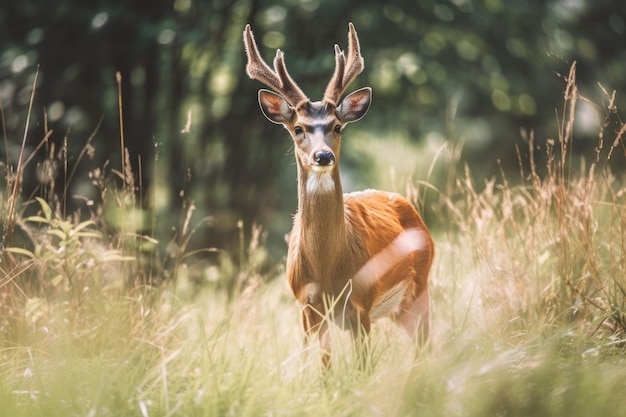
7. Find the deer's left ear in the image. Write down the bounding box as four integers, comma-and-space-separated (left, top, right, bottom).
337, 87, 372, 124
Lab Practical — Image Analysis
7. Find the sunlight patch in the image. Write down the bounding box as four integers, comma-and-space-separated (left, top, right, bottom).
353, 228, 429, 288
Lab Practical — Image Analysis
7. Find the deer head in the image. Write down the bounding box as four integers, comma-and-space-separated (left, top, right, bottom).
243, 23, 372, 192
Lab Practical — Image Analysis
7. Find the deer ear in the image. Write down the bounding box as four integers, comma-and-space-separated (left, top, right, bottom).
337, 87, 371, 124
258, 89, 294, 125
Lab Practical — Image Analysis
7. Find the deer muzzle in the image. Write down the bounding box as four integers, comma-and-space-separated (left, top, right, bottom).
313, 150, 335, 169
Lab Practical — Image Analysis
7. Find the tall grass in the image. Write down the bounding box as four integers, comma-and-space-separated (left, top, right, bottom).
1, 62, 626, 416
440, 63, 626, 342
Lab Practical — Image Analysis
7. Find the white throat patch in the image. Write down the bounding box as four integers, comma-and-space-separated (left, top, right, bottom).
306, 170, 335, 193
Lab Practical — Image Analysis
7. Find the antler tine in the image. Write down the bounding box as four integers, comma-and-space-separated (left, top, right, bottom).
243, 24, 307, 107
244, 25, 280, 91
343, 22, 365, 86
272, 49, 308, 107
323, 22, 365, 105
323, 44, 347, 105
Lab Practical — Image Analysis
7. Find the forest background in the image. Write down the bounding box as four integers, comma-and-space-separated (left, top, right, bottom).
1, 0, 625, 266
3, 1, 626, 416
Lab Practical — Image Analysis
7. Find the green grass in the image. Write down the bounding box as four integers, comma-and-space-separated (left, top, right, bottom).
2, 63, 626, 416
2, 264, 626, 417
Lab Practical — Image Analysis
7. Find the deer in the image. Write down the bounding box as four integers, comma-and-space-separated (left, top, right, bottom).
243, 22, 434, 367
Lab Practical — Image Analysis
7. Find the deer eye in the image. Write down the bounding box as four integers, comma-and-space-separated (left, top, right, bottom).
294, 126, 304, 135
334, 125, 342, 133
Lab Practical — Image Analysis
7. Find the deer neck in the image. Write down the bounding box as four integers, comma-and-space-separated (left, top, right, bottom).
296, 166, 347, 261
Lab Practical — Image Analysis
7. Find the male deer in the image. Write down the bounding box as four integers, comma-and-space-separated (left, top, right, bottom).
243, 23, 434, 366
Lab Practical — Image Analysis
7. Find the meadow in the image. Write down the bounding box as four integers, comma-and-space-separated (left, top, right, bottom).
1, 64, 626, 416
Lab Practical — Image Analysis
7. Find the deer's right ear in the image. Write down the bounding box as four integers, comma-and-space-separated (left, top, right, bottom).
258, 89, 294, 125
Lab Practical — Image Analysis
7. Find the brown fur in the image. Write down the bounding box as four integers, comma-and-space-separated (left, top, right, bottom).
244, 23, 434, 366
287, 185, 434, 365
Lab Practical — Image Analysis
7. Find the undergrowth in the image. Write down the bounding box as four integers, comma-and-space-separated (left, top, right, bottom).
0, 62, 625, 416
440, 63, 626, 343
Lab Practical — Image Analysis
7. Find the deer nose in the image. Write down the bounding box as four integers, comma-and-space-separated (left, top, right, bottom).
314, 150, 335, 166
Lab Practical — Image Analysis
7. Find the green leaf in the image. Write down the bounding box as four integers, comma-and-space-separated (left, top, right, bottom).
4, 247, 36, 258
73, 220, 96, 233
74, 231, 103, 239
58, 221, 73, 235
24, 215, 51, 224
47, 229, 67, 240
35, 197, 53, 221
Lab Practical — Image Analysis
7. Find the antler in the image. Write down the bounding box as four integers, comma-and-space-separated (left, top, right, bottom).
323, 22, 365, 106
243, 24, 308, 108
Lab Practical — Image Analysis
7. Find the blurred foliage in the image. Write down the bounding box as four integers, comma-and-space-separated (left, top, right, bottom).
1, 0, 625, 260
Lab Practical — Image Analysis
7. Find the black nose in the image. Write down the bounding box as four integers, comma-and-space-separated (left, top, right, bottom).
315, 150, 335, 166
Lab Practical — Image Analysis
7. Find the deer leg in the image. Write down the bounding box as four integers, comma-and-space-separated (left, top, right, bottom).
349, 310, 372, 371
319, 321, 332, 368
396, 288, 430, 344
302, 304, 334, 368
